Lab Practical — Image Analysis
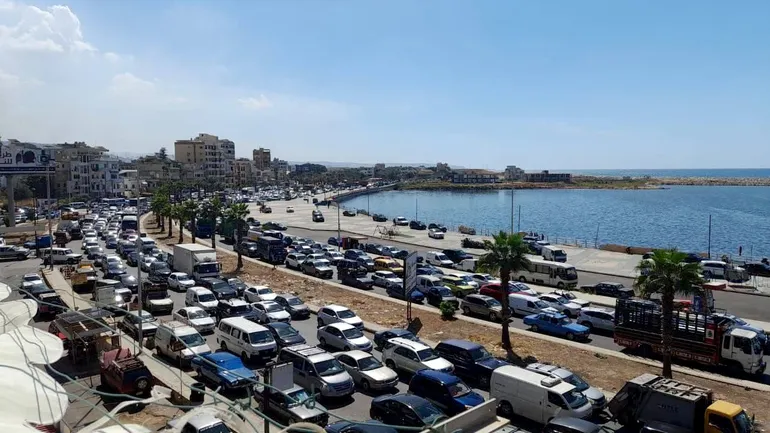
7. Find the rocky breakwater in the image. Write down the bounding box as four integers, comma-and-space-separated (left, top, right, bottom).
656, 177, 770, 186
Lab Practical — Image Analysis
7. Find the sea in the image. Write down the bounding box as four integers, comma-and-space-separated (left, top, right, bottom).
569, 168, 770, 179
339, 184, 770, 260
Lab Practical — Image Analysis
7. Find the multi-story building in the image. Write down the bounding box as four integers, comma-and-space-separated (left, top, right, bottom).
174, 133, 235, 185
253, 148, 271, 170
135, 155, 182, 192
53, 142, 121, 198
524, 170, 572, 183
117, 169, 139, 197
233, 158, 258, 187
504, 165, 525, 181
272, 158, 289, 180
451, 169, 500, 184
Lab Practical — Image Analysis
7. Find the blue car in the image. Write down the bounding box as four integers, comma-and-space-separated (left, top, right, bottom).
386, 285, 425, 303
523, 312, 590, 341
407, 370, 485, 416
105, 238, 118, 249
192, 352, 257, 391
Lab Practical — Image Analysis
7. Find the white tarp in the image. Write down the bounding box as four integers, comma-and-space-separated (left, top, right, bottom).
0, 361, 69, 427
0, 300, 38, 334
0, 325, 64, 365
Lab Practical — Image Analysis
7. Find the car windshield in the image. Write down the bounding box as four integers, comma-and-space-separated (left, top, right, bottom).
417, 348, 438, 361
138, 313, 155, 323
188, 310, 209, 320
380, 272, 397, 279
535, 300, 550, 309
286, 388, 311, 408
448, 381, 471, 397
358, 356, 383, 371
553, 297, 568, 304
337, 310, 356, 319
342, 328, 364, 339
147, 291, 167, 299
486, 299, 502, 308
232, 304, 253, 315
469, 347, 493, 361
414, 402, 446, 425
436, 287, 452, 297
562, 372, 590, 392
387, 262, 400, 269
563, 389, 589, 409
436, 254, 449, 261
564, 268, 579, 280
198, 293, 216, 302
258, 288, 274, 295
177, 274, 191, 281
265, 303, 284, 313
274, 325, 299, 338
734, 411, 754, 433
180, 333, 205, 346
286, 297, 302, 306
315, 359, 345, 377
248, 331, 273, 344
561, 292, 576, 300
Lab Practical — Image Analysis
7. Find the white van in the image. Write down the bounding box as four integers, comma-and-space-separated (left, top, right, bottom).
425, 251, 454, 267
185, 287, 218, 313
415, 275, 444, 294
155, 321, 211, 365
93, 280, 132, 313
491, 365, 593, 424
215, 317, 277, 362
508, 294, 555, 317
453, 258, 478, 272
542, 245, 567, 263
42, 247, 83, 265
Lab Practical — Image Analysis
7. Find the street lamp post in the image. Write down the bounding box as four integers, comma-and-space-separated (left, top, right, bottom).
135, 172, 144, 344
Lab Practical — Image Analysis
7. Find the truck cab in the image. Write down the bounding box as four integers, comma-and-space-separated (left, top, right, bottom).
94, 279, 131, 313
141, 282, 174, 315
720, 327, 765, 375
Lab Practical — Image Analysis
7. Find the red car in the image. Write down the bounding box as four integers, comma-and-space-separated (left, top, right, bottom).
479, 282, 537, 301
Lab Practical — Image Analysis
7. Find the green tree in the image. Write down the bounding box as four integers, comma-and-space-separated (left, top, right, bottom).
171, 203, 186, 243
223, 202, 250, 271
634, 249, 703, 378
150, 191, 169, 229
477, 232, 531, 352
183, 200, 199, 243
157, 147, 168, 160
162, 203, 173, 237
201, 196, 224, 249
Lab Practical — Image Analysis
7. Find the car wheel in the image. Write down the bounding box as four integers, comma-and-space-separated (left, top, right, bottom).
518, 276, 526, 282
361, 379, 371, 392
135, 377, 150, 393
499, 401, 514, 418
319, 338, 327, 347
220, 341, 228, 352
566, 332, 575, 341
531, 324, 539, 332
385, 359, 396, 370
557, 282, 565, 289
489, 312, 498, 322
462, 306, 471, 316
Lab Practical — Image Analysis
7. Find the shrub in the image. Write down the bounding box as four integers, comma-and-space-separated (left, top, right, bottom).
439, 301, 457, 319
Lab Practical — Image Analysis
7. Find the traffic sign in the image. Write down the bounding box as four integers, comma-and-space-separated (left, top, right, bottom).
404, 251, 419, 292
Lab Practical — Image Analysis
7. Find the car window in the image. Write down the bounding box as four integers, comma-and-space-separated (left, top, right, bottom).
231, 329, 241, 339
548, 392, 568, 409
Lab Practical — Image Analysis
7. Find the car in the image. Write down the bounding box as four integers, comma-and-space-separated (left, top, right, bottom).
339, 268, 374, 290
237, 241, 259, 258
243, 285, 276, 303
173, 306, 216, 333
448, 273, 480, 289
104, 263, 128, 280
126, 251, 141, 266
105, 237, 118, 249
550, 290, 591, 308
365, 243, 385, 255
428, 223, 447, 232
371, 270, 403, 289
369, 394, 447, 429
253, 383, 329, 427
439, 275, 476, 298
326, 236, 339, 246
371, 214, 389, 223
318, 322, 373, 352
441, 249, 472, 264
266, 322, 306, 348
407, 369, 484, 416
428, 228, 445, 239
409, 220, 427, 230
192, 352, 258, 391
344, 249, 367, 261
262, 221, 287, 231
325, 420, 397, 433
215, 299, 260, 323
334, 350, 399, 392
252, 300, 292, 324
148, 261, 172, 281
311, 211, 325, 222
317, 304, 364, 329
373, 328, 421, 351
356, 256, 375, 272
743, 262, 770, 278
121, 310, 159, 339
99, 348, 153, 397
382, 337, 454, 375
426, 286, 459, 308
342, 210, 356, 217
139, 256, 157, 272
525, 362, 606, 412
273, 294, 311, 319
286, 206, 295, 213
0, 245, 31, 260
542, 417, 602, 433
434, 339, 509, 389
301, 259, 335, 279
118, 274, 139, 293
580, 282, 634, 298
20, 273, 43, 291
459, 294, 505, 321
523, 311, 590, 341
479, 282, 536, 301
387, 285, 425, 303
416, 263, 445, 276
538, 294, 583, 317
199, 277, 238, 300
393, 217, 409, 226
167, 272, 195, 292
226, 278, 248, 297
284, 252, 306, 269
324, 251, 345, 266
374, 257, 404, 276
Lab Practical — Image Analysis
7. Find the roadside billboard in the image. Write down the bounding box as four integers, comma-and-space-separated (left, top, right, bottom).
0, 140, 55, 175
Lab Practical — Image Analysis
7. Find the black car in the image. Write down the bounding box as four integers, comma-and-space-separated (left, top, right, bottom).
199, 277, 238, 300
682, 253, 703, 263
428, 223, 447, 232
434, 339, 509, 389
342, 210, 356, 217
371, 214, 388, 222
262, 221, 287, 231
68, 226, 83, 240
336, 259, 368, 276
266, 322, 306, 348
369, 394, 446, 430
325, 420, 398, 433
373, 328, 421, 351
119, 274, 139, 293
426, 287, 459, 308
312, 211, 325, 223
327, 237, 339, 246
237, 241, 259, 258
214, 299, 260, 323
409, 220, 427, 230
227, 278, 247, 296
148, 261, 172, 281
744, 262, 770, 278
344, 249, 367, 261
581, 282, 634, 298
365, 244, 385, 255
104, 264, 128, 280
339, 268, 374, 290
442, 249, 473, 264
33, 292, 67, 318
356, 256, 376, 272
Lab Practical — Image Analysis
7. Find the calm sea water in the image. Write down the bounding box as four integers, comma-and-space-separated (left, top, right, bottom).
340, 186, 770, 258
569, 168, 770, 178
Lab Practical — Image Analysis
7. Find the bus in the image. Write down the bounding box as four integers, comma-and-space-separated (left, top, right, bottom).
513, 256, 579, 289
101, 198, 125, 208
127, 197, 148, 210
120, 215, 138, 232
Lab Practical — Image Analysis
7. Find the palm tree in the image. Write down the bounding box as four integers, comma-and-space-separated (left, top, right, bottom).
171, 203, 186, 244
183, 200, 199, 243
477, 232, 531, 351
635, 249, 703, 378
201, 196, 224, 249
160, 203, 173, 238
223, 202, 250, 271
150, 193, 168, 230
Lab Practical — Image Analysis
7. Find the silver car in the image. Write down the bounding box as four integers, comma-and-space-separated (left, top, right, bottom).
459, 294, 504, 321
576, 307, 615, 332
333, 350, 399, 392
317, 323, 372, 352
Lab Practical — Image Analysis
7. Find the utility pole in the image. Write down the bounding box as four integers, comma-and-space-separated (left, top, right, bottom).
707, 214, 712, 259
510, 188, 514, 234
135, 172, 143, 344
517, 205, 521, 233
47, 167, 53, 269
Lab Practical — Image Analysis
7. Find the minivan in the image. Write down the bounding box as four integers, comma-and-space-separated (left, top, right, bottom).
424, 251, 454, 268
277, 344, 355, 398
215, 317, 277, 362
154, 321, 211, 366
490, 365, 593, 424
407, 370, 484, 416
509, 294, 555, 317
542, 245, 568, 263
185, 287, 218, 313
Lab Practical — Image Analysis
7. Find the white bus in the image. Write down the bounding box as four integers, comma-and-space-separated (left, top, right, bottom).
514, 256, 579, 289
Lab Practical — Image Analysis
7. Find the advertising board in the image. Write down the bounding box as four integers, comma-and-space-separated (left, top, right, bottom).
0, 140, 55, 175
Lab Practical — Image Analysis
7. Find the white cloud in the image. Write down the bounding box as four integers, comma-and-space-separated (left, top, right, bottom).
0, 68, 20, 86
108, 72, 155, 95
238, 94, 272, 110
0, 3, 95, 52
104, 52, 120, 63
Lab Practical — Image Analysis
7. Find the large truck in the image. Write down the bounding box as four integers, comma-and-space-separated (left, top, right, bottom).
172, 244, 222, 281
93, 279, 132, 313
608, 373, 754, 433
195, 219, 215, 239
614, 299, 766, 376
255, 237, 287, 264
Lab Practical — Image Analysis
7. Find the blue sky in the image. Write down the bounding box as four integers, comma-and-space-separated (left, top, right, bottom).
1, 1, 768, 169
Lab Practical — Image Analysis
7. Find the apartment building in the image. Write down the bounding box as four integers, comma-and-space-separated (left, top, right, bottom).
524, 170, 572, 183
253, 148, 271, 170
233, 158, 257, 187
53, 142, 121, 198
135, 155, 182, 192
272, 158, 289, 180
451, 169, 500, 184
174, 133, 235, 185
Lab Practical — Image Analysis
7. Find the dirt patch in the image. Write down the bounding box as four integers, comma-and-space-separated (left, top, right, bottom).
600, 244, 708, 257
145, 221, 770, 419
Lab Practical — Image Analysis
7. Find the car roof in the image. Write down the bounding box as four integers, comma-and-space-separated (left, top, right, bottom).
255, 300, 279, 307
389, 337, 430, 351
186, 413, 225, 430
220, 317, 268, 332
438, 339, 482, 351
415, 369, 461, 384
222, 299, 249, 307
336, 350, 371, 361
182, 306, 204, 313
375, 393, 431, 408
325, 304, 350, 312
204, 351, 239, 362
546, 417, 601, 433
326, 322, 356, 331
526, 362, 571, 378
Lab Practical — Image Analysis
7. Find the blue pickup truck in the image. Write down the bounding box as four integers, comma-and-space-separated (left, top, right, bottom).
192, 352, 257, 391
523, 311, 591, 341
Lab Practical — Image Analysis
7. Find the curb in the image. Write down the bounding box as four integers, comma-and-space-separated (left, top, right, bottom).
143, 216, 770, 393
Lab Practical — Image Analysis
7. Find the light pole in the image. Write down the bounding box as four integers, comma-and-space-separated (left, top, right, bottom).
47, 165, 53, 270
134, 172, 143, 344
336, 202, 341, 251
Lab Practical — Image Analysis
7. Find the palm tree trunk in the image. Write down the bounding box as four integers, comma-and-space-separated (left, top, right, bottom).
167, 215, 173, 237
190, 216, 197, 243
236, 221, 244, 271
661, 291, 675, 378
500, 265, 512, 350
178, 218, 184, 244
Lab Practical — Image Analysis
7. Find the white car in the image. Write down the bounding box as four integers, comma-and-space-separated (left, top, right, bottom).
284, 253, 306, 269
252, 301, 291, 324
550, 290, 591, 309
428, 228, 445, 239
577, 307, 615, 332
104, 255, 123, 268
82, 240, 99, 251
317, 304, 364, 329
173, 307, 216, 333
318, 323, 373, 352
538, 294, 583, 318
168, 272, 195, 291
333, 350, 399, 391
371, 271, 403, 289
140, 256, 157, 272
448, 273, 479, 289
471, 273, 501, 286
243, 286, 276, 303
20, 273, 43, 291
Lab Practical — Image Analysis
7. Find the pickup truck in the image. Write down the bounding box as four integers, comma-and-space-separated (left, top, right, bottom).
192, 352, 257, 391
99, 348, 153, 397
254, 384, 329, 427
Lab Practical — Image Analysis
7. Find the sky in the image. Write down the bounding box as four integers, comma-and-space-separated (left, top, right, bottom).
0, 1, 768, 170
